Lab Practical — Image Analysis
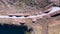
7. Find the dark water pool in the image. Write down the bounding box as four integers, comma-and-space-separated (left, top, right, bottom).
0, 24, 29, 34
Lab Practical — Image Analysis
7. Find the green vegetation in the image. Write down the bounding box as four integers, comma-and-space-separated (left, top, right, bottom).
25, 31, 31, 34
0, 0, 51, 9
15, 0, 51, 10
15, 0, 37, 7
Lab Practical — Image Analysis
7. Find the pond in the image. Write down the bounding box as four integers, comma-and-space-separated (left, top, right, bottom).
0, 24, 30, 34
